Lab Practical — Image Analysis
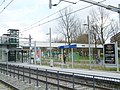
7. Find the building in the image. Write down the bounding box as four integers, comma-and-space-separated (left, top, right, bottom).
110, 32, 120, 47
0, 29, 103, 63
0, 29, 19, 62
20, 41, 103, 57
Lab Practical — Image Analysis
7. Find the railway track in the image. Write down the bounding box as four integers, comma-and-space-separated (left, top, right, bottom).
0, 63, 120, 90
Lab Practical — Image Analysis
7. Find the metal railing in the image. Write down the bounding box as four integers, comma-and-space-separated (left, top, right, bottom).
0, 63, 120, 90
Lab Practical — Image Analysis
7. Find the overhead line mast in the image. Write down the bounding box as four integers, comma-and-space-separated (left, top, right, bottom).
50, 0, 120, 13
79, 0, 120, 13
79, 0, 120, 35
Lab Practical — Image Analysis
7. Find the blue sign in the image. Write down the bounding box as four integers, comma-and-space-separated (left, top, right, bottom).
58, 44, 77, 49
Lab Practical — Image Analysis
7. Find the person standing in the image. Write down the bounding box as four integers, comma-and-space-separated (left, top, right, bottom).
63, 53, 66, 64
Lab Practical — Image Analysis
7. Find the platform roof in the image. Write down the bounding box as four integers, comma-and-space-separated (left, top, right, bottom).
19, 41, 103, 48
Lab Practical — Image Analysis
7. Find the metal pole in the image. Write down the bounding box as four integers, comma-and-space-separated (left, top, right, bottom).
10, 65, 12, 76
72, 73, 75, 89
13, 65, 15, 77
40, 48, 42, 65
6, 49, 9, 75
114, 4, 120, 72
117, 4, 120, 72
57, 71, 59, 90
22, 50, 23, 63
18, 65, 19, 79
6, 51, 8, 75
29, 67, 31, 84
49, 28, 53, 67
119, 4, 120, 31
0, 64, 2, 73
23, 66, 24, 81
46, 69, 48, 90
116, 42, 119, 72
29, 35, 31, 64
36, 68, 38, 86
93, 76, 95, 90
34, 41, 36, 64
61, 49, 64, 68
71, 48, 73, 68
87, 16, 92, 70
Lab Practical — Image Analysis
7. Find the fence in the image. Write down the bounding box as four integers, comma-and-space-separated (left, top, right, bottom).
0, 63, 120, 90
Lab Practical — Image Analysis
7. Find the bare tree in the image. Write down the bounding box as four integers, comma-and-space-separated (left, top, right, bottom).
109, 20, 119, 42
90, 7, 118, 46
57, 7, 83, 45
89, 7, 118, 58
52, 37, 61, 43
72, 19, 87, 43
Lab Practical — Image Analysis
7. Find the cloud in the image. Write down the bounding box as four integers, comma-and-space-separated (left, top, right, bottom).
0, 0, 119, 42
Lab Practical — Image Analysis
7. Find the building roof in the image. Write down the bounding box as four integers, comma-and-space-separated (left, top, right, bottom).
3, 34, 10, 36
19, 41, 103, 48
7, 29, 19, 31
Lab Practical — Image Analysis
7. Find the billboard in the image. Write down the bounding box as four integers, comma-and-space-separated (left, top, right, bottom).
35, 47, 40, 61
104, 43, 117, 65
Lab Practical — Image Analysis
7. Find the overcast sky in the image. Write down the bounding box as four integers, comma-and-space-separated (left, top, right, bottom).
0, 0, 120, 42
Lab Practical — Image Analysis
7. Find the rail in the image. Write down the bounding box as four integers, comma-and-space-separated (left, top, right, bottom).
0, 63, 120, 90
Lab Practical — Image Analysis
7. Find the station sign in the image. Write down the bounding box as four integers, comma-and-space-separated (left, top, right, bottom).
58, 44, 77, 49
103, 43, 118, 65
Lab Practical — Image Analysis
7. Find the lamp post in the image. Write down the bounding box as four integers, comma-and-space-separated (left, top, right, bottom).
49, 28, 53, 67
47, 28, 53, 67
88, 16, 92, 70
83, 16, 92, 70
117, 4, 120, 72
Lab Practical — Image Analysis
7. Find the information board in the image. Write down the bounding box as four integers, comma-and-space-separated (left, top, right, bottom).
104, 43, 116, 65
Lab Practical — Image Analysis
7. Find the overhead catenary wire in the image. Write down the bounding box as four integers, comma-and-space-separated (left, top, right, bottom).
0, 0, 5, 7
0, 0, 14, 14
23, 0, 80, 30
22, 0, 106, 32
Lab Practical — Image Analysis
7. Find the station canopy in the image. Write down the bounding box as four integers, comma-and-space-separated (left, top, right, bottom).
58, 44, 77, 49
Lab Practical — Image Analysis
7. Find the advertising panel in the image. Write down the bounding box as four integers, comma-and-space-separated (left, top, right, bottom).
36, 47, 40, 61
104, 43, 116, 65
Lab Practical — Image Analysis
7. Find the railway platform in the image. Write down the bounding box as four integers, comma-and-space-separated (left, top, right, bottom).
8, 62, 120, 79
